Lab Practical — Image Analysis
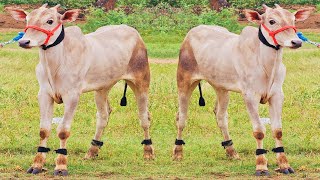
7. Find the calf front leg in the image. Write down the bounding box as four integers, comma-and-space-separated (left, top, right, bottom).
243, 92, 269, 176
54, 93, 79, 176
215, 89, 239, 159
85, 89, 111, 159
27, 92, 53, 174
269, 92, 294, 174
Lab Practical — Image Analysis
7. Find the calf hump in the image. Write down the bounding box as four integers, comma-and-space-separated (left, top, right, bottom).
128, 39, 150, 82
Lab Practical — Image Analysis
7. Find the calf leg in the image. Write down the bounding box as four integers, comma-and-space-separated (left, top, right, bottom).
269, 92, 294, 174
54, 93, 79, 176
85, 89, 112, 159
27, 92, 53, 174
173, 81, 198, 160
243, 92, 269, 176
215, 89, 239, 159
127, 81, 154, 160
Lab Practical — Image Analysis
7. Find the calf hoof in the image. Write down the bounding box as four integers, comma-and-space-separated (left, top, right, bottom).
255, 170, 270, 176
84, 146, 99, 159
54, 169, 68, 176
275, 167, 294, 174
173, 145, 183, 161
27, 167, 42, 174
143, 145, 155, 160
225, 146, 240, 160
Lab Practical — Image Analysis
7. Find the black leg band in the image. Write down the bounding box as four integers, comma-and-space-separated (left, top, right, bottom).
175, 139, 185, 145
38, 146, 51, 153
256, 149, 268, 155
221, 140, 233, 149
272, 147, 284, 153
91, 139, 104, 148
55, 148, 67, 155
141, 139, 152, 145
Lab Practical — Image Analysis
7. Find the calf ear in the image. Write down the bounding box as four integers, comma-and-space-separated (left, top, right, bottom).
61, 9, 80, 23
294, 7, 315, 22
6, 7, 28, 21
244, 10, 262, 24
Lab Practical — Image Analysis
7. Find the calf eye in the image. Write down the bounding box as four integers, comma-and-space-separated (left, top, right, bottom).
47, 20, 54, 25
269, 20, 276, 25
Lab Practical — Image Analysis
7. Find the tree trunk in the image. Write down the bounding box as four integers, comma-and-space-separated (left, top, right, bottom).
95, 0, 117, 11
209, 0, 230, 11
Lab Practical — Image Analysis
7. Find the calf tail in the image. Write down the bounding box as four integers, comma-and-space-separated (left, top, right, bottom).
198, 83, 206, 106
120, 83, 128, 106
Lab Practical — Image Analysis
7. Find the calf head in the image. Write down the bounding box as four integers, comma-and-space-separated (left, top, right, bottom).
7, 4, 80, 49
245, 4, 314, 49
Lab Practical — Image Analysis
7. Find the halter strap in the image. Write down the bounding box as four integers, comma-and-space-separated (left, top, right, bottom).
260, 24, 297, 46
42, 26, 65, 50
258, 26, 280, 50
24, 23, 64, 50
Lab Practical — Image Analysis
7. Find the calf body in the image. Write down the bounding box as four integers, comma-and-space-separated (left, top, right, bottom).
174, 5, 313, 176
8, 4, 154, 176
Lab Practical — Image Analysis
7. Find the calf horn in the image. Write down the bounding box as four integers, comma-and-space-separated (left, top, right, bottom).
275, 4, 282, 9
262, 4, 271, 11
41, 3, 48, 8
52, 4, 61, 10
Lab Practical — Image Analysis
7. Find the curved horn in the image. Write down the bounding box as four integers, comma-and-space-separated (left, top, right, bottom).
262, 4, 271, 11
41, 3, 48, 8
52, 4, 61, 10
275, 4, 282, 9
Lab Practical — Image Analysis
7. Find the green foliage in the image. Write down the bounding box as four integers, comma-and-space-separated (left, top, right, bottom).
116, 0, 320, 8
0, 3, 4, 13
117, 0, 208, 7
0, 0, 318, 8
82, 4, 243, 36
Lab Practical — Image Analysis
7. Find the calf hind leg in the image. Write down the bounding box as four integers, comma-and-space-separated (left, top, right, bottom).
173, 81, 199, 160
85, 89, 112, 159
214, 89, 239, 159
126, 80, 154, 160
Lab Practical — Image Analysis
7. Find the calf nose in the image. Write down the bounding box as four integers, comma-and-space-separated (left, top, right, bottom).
291, 40, 302, 48
19, 40, 30, 48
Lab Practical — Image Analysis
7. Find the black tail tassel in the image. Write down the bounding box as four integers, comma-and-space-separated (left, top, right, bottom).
120, 83, 128, 106
198, 83, 205, 106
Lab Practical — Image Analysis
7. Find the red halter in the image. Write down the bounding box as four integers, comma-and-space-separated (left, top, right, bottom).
24, 23, 62, 45
261, 24, 297, 46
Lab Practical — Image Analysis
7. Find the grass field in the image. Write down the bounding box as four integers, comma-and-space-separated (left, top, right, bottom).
0, 29, 320, 179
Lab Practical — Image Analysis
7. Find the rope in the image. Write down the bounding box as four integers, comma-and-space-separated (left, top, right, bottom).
297, 32, 320, 48
0, 32, 25, 48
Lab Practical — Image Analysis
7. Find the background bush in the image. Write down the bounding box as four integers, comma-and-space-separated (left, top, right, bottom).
1, 0, 319, 8
81, 3, 242, 34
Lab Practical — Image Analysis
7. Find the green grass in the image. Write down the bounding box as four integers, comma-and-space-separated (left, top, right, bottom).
142, 32, 185, 58
0, 30, 320, 179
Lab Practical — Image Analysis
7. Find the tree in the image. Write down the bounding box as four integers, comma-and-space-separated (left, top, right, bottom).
209, 0, 230, 12
95, 0, 117, 11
